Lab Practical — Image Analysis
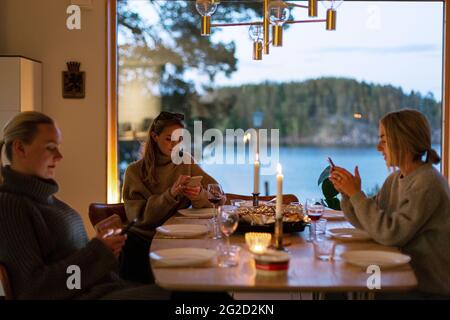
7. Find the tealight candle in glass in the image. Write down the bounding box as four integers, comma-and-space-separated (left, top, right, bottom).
245, 232, 272, 254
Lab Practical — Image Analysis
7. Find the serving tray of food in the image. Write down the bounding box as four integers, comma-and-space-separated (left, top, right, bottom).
235, 204, 309, 233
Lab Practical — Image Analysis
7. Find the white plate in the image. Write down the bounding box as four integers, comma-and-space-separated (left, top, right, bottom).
323, 209, 345, 220
328, 228, 371, 241
150, 248, 216, 267
341, 250, 411, 269
178, 208, 216, 218
156, 224, 208, 238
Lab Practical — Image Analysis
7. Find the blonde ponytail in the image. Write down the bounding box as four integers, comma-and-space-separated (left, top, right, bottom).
426, 148, 441, 165
381, 109, 438, 167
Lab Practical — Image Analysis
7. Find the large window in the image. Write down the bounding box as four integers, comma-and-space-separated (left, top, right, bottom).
117, 0, 444, 199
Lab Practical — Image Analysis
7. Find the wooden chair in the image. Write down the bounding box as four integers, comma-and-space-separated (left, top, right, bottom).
225, 193, 299, 205
0, 263, 13, 300
88, 203, 128, 228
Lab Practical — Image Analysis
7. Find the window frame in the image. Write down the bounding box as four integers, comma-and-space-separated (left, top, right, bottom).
107, 0, 450, 202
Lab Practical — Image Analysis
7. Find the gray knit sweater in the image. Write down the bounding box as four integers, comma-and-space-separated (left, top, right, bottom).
0, 166, 130, 299
341, 163, 450, 295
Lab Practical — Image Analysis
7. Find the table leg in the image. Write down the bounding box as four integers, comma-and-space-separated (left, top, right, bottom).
312, 292, 324, 300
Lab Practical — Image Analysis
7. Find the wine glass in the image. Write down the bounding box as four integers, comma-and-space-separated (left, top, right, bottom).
217, 206, 240, 268
305, 198, 325, 241
219, 205, 239, 247
207, 184, 225, 239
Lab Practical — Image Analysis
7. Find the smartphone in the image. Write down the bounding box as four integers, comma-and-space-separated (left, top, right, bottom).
120, 218, 138, 235
185, 176, 203, 188
327, 157, 336, 168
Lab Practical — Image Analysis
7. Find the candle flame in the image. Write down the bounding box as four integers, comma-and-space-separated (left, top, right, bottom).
245, 232, 272, 254
277, 163, 282, 175
255, 153, 259, 162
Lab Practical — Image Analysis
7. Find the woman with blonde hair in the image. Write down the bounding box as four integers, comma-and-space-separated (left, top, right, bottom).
121, 111, 220, 283
330, 109, 450, 298
0, 111, 168, 299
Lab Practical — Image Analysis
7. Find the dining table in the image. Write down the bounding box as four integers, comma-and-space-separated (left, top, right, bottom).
150, 210, 418, 300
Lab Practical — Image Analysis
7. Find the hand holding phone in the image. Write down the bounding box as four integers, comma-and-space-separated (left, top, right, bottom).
95, 214, 122, 234
120, 218, 138, 235
185, 176, 203, 188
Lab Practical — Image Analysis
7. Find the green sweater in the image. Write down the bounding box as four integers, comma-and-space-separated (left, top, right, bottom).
122, 152, 217, 240
341, 163, 450, 295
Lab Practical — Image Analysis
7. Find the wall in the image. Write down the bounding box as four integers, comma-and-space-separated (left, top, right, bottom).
0, 0, 107, 237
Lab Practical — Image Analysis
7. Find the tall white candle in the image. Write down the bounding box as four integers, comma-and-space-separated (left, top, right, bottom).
253, 153, 260, 194
276, 163, 283, 219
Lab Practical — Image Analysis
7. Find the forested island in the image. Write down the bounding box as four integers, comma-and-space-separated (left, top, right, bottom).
203, 77, 442, 146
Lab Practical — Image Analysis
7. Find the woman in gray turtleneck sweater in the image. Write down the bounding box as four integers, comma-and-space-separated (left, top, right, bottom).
0, 111, 168, 300
330, 109, 450, 298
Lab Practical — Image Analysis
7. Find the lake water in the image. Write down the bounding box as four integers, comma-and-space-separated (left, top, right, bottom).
200, 145, 442, 200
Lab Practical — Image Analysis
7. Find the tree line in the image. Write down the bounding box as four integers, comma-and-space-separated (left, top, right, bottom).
204, 77, 441, 146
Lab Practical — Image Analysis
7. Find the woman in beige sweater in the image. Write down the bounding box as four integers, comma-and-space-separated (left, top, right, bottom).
120, 111, 219, 283
330, 109, 450, 298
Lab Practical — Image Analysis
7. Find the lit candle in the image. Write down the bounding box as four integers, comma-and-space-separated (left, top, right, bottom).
245, 232, 272, 254
276, 163, 283, 219
254, 153, 260, 194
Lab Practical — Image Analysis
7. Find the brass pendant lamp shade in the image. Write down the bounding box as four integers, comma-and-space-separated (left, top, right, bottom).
326, 9, 337, 31
272, 25, 283, 47
194, 0, 343, 61
308, 0, 318, 17
253, 41, 263, 60
201, 16, 211, 36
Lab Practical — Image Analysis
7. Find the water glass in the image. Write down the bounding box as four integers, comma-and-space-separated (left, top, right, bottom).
94, 214, 123, 237
217, 244, 241, 268
209, 218, 222, 240
315, 218, 327, 235
313, 234, 335, 261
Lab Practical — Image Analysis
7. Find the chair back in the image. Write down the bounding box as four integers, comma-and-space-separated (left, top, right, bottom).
88, 203, 128, 228
225, 193, 299, 205
0, 263, 13, 300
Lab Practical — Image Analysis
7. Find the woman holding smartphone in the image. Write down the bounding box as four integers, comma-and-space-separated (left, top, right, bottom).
0, 112, 168, 299
329, 109, 450, 298
121, 111, 220, 283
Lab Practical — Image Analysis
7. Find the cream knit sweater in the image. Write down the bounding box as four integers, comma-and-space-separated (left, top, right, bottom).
341, 163, 450, 295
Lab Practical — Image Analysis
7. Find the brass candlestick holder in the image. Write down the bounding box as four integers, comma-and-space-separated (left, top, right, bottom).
252, 193, 260, 207
273, 216, 287, 251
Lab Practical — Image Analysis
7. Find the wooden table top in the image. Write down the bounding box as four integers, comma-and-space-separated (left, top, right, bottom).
150, 215, 418, 293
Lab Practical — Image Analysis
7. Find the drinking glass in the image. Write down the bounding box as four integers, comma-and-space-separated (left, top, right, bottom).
313, 234, 335, 261
94, 214, 123, 238
219, 205, 239, 247
217, 243, 241, 268
305, 198, 325, 240
207, 184, 225, 239
316, 218, 328, 235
